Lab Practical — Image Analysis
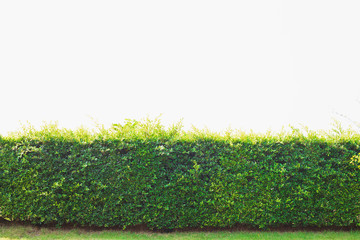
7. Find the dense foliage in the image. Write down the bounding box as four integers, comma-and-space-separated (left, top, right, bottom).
1, 119, 360, 229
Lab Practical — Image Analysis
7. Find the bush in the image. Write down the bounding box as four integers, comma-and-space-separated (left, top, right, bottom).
0, 119, 360, 229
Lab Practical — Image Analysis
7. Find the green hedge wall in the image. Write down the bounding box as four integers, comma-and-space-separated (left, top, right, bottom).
1, 119, 360, 229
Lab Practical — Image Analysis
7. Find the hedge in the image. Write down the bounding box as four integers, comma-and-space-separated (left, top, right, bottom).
0, 118, 360, 229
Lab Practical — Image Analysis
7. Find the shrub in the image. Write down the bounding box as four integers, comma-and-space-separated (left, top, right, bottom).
0, 119, 360, 229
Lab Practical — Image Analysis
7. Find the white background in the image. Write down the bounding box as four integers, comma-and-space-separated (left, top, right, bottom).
1, 0, 360, 135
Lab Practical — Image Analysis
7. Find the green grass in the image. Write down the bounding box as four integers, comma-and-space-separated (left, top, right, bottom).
0, 225, 359, 240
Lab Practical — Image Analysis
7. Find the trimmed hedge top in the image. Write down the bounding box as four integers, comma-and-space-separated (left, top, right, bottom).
1, 118, 360, 229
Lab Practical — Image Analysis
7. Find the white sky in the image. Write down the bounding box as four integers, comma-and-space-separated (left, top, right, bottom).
1, 0, 360, 135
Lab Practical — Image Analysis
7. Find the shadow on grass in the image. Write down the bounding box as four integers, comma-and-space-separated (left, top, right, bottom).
1, 217, 359, 234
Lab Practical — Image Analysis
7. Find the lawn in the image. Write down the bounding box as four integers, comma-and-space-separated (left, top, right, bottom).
0, 224, 359, 240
